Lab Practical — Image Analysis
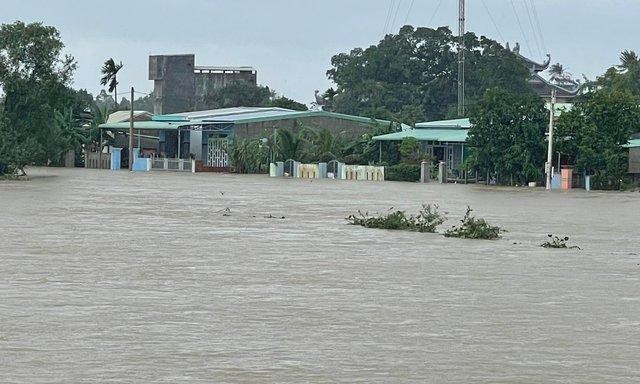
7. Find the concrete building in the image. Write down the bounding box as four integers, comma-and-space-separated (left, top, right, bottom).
99, 107, 393, 170
149, 54, 257, 115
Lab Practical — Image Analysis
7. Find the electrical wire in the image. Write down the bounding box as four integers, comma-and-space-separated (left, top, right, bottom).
390, 0, 404, 32
383, 0, 397, 35
522, 0, 543, 58
481, 0, 505, 42
509, 0, 533, 56
529, 0, 548, 54
428, 0, 444, 26
403, 0, 416, 26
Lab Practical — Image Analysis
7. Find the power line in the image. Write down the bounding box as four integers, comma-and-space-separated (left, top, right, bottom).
428, 0, 444, 26
390, 0, 404, 32
481, 0, 505, 42
383, 0, 396, 35
522, 0, 543, 58
529, 0, 548, 54
403, 0, 416, 26
509, 0, 533, 56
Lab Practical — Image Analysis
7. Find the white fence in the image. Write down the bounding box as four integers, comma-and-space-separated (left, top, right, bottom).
270, 161, 384, 181
151, 158, 196, 173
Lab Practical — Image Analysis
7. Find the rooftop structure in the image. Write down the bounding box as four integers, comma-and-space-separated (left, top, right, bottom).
149, 54, 257, 115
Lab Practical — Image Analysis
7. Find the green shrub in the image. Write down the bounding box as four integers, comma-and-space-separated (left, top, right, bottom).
347, 204, 445, 233
444, 206, 501, 240
541, 234, 580, 249
386, 163, 421, 182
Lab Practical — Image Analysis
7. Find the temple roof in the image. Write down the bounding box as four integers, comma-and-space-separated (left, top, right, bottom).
530, 73, 582, 101
506, 42, 551, 73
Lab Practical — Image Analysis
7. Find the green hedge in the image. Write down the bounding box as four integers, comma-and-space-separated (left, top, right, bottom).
386, 163, 421, 182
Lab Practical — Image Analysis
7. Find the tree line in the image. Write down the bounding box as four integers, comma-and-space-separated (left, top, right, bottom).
2, 20, 639, 189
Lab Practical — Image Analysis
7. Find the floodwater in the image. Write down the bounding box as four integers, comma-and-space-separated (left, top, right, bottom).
1, 167, 639, 383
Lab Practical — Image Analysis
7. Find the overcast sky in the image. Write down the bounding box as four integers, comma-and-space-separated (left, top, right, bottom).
2, 0, 638, 104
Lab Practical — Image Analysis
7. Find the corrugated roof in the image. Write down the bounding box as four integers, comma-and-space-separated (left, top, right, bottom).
106, 110, 153, 123
373, 128, 469, 143
624, 139, 640, 148
415, 118, 471, 129
153, 107, 394, 127
99, 121, 192, 131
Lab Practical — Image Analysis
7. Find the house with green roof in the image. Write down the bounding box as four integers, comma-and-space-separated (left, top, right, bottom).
625, 139, 640, 179
99, 107, 393, 169
373, 118, 471, 175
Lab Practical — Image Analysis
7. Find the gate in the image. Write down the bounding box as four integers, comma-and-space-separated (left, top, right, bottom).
327, 160, 340, 179
283, 159, 296, 177
207, 137, 229, 167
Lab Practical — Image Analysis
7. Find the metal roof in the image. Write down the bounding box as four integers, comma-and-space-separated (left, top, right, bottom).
99, 121, 192, 131
106, 110, 153, 123
373, 128, 469, 143
624, 139, 640, 148
415, 118, 471, 129
153, 107, 394, 126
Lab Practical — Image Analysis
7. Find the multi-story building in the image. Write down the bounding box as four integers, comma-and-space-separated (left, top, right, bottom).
148, 54, 257, 114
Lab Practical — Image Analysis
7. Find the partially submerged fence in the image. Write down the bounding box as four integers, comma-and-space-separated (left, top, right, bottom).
85, 152, 110, 169
270, 161, 384, 181
151, 158, 196, 172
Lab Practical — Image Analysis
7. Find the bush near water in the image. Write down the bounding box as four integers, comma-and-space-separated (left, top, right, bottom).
444, 206, 501, 240
347, 204, 445, 233
385, 163, 421, 182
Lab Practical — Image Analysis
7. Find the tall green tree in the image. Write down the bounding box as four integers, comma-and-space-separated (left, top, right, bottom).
270, 96, 308, 111
325, 26, 532, 122
100, 58, 123, 107
555, 90, 640, 189
0, 21, 77, 174
468, 88, 547, 184
594, 50, 640, 96
198, 81, 307, 111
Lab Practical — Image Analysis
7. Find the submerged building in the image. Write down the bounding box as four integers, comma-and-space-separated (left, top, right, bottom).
373, 118, 470, 178
99, 107, 392, 169
149, 54, 257, 114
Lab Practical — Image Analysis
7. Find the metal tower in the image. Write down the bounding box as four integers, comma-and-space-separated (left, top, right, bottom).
458, 0, 466, 117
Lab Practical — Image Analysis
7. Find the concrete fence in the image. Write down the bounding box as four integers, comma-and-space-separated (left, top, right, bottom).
270, 162, 384, 181
85, 152, 110, 169
151, 158, 196, 173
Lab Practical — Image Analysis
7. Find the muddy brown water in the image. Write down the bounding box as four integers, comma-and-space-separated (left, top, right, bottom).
1, 167, 639, 383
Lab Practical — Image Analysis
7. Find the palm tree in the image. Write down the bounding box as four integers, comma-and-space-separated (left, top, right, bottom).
618, 50, 639, 72
276, 129, 304, 160
548, 63, 565, 81
100, 58, 123, 107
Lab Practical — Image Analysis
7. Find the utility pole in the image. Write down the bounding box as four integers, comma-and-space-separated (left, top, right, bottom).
545, 89, 556, 190
457, 0, 465, 117
129, 87, 134, 171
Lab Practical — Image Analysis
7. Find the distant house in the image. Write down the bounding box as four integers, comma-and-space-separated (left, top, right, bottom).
99, 107, 392, 169
373, 118, 470, 174
625, 139, 640, 181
